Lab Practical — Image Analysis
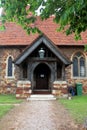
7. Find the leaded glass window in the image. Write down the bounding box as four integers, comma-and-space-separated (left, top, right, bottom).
7, 57, 13, 77
73, 57, 78, 76
73, 52, 86, 77
80, 57, 85, 77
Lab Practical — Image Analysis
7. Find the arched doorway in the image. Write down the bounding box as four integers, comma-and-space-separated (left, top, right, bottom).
33, 63, 51, 94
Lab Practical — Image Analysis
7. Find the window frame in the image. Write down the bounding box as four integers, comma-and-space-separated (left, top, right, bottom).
5, 56, 15, 79
72, 52, 86, 78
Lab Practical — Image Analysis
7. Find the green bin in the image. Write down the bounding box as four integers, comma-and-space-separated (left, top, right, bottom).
76, 83, 82, 95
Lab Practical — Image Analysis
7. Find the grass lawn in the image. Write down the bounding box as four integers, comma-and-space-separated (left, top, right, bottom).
0, 94, 22, 104
0, 105, 14, 118
59, 95, 87, 124
0, 94, 23, 118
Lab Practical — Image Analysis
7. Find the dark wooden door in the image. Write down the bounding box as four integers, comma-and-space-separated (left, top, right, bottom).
36, 72, 48, 90
34, 63, 50, 91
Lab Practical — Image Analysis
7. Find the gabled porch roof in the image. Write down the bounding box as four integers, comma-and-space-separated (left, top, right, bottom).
14, 35, 71, 66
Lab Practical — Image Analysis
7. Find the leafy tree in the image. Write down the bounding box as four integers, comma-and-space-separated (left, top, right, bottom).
0, 0, 87, 39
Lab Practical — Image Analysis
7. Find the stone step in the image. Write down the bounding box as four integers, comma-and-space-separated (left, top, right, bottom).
27, 94, 56, 101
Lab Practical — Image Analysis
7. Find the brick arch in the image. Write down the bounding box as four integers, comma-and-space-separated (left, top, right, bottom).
71, 50, 86, 61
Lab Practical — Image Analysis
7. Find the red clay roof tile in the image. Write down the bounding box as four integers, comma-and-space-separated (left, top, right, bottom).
0, 16, 87, 46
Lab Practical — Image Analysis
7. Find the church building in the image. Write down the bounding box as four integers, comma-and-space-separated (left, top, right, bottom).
0, 16, 87, 98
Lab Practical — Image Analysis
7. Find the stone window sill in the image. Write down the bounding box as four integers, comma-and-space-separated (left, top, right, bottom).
72, 77, 87, 79
5, 76, 15, 79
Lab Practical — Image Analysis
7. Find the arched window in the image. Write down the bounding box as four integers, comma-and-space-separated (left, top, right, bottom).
73, 52, 86, 77
7, 56, 13, 77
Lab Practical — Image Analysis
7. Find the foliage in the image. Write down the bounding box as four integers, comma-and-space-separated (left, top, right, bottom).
0, 0, 41, 34
59, 95, 87, 123
0, 0, 87, 39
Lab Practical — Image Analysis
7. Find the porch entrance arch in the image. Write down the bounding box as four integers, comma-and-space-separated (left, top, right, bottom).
15, 35, 71, 97
33, 63, 51, 94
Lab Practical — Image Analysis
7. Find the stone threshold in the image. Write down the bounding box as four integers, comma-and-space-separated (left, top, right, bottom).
27, 94, 56, 101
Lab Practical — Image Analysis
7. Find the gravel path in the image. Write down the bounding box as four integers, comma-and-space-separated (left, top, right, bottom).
0, 100, 79, 130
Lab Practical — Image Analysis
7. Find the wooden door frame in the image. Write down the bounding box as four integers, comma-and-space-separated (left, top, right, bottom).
30, 62, 54, 93
34, 63, 50, 90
